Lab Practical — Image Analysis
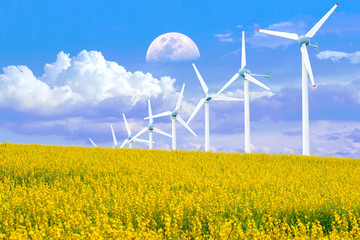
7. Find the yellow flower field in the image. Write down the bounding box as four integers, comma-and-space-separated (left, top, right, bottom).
0, 143, 359, 239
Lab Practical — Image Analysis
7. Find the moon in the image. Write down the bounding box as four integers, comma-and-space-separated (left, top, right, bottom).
146, 32, 200, 62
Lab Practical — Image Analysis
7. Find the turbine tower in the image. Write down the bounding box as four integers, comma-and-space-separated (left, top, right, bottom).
145, 83, 197, 150
215, 31, 271, 153
187, 63, 243, 151
132, 99, 172, 150
258, 3, 338, 155
119, 113, 149, 148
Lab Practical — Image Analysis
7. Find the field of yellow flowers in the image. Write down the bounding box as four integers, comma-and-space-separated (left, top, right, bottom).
0, 143, 360, 239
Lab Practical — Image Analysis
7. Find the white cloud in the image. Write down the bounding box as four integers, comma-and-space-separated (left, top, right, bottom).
221, 89, 274, 101
0, 50, 177, 113
0, 64, 80, 112
214, 33, 231, 38
214, 32, 234, 42
317, 50, 360, 64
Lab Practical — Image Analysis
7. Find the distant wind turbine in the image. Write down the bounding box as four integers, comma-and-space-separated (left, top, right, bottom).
215, 31, 272, 153
88, 115, 149, 148
119, 113, 149, 148
88, 124, 119, 148
132, 99, 172, 150
257, 3, 338, 155
187, 63, 243, 151
145, 83, 197, 150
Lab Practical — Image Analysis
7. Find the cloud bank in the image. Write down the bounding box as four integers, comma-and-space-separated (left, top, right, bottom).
0, 50, 177, 113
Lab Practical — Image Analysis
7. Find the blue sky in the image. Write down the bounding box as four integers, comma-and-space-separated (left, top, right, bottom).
1, 0, 360, 157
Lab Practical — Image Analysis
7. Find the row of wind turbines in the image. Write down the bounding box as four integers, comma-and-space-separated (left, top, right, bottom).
90, 3, 338, 156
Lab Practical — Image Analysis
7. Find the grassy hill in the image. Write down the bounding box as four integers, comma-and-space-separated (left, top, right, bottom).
0, 143, 359, 239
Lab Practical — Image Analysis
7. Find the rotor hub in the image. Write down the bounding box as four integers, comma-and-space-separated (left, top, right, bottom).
148, 124, 153, 131
171, 110, 178, 118
203, 94, 212, 102
298, 35, 310, 46
128, 135, 132, 140
238, 68, 251, 78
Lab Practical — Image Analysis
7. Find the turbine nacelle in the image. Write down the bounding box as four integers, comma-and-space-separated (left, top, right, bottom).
148, 124, 153, 131
298, 35, 310, 46
202, 94, 212, 102
127, 135, 133, 140
238, 68, 252, 78
171, 110, 178, 118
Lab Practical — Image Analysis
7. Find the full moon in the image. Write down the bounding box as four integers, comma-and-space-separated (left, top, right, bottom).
146, 32, 200, 62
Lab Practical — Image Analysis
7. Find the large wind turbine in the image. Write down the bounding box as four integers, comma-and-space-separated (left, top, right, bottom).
132, 99, 172, 150
187, 63, 243, 151
215, 31, 271, 153
119, 113, 149, 148
145, 83, 197, 150
257, 3, 338, 155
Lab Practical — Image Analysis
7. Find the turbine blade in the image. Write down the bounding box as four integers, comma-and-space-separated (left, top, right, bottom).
120, 139, 128, 148
132, 127, 148, 141
153, 127, 172, 138
187, 98, 206, 125
244, 73, 270, 90
145, 111, 172, 120
250, 73, 272, 81
300, 44, 316, 87
192, 63, 209, 94
177, 115, 197, 137
110, 124, 118, 147
133, 138, 149, 143
89, 138, 97, 147
306, 3, 338, 38
176, 83, 185, 110
215, 73, 240, 97
148, 99, 153, 124
257, 29, 299, 40
213, 96, 244, 101
241, 31, 246, 68
122, 113, 131, 136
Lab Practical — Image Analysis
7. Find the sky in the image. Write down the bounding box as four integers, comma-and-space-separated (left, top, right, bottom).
1, 0, 360, 157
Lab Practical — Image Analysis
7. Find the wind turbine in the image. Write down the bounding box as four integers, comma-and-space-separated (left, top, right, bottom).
144, 83, 197, 150
88, 124, 118, 148
257, 3, 338, 155
187, 63, 243, 152
132, 99, 172, 150
119, 113, 149, 148
215, 31, 271, 154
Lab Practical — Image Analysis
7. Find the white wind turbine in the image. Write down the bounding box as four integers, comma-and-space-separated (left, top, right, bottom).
119, 113, 149, 148
132, 99, 172, 150
187, 63, 243, 152
257, 3, 338, 155
144, 83, 197, 150
88, 116, 149, 148
215, 31, 271, 154
88, 124, 119, 148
